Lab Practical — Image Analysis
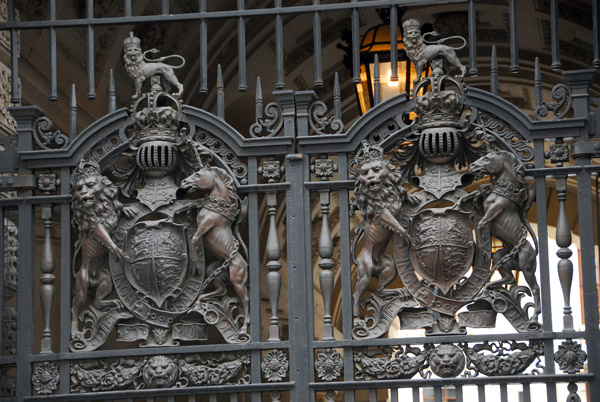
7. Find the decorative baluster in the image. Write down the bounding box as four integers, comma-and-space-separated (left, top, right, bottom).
38, 174, 58, 353
547, 138, 573, 331
556, 174, 574, 330
468, 0, 478, 75
311, 155, 337, 340
259, 158, 283, 341
490, 45, 498, 95
255, 76, 263, 122
49, 0, 57, 100
108, 69, 116, 113
274, 0, 284, 89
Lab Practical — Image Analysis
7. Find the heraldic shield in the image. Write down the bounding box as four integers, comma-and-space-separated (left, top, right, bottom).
409, 208, 475, 295
125, 222, 189, 308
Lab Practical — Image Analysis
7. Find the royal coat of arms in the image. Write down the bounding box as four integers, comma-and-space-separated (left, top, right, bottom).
351, 19, 541, 338
69, 33, 250, 351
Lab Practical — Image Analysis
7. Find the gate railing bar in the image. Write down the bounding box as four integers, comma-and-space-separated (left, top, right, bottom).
161, 0, 169, 15
86, 0, 96, 99
594, 0, 599, 67
351, 0, 360, 85
477, 385, 485, 402
490, 45, 498, 95
22, 382, 294, 401
59, 167, 71, 394
313, 0, 323, 88
124, 0, 131, 17
550, 0, 561, 70
15, 202, 34, 399
237, 0, 247, 92
309, 373, 594, 390
534, 58, 542, 107
390, 5, 399, 82
108, 70, 116, 113
0, 208, 4, 358
509, 0, 519, 73
0, 356, 15, 365
199, 0, 208, 93
311, 331, 586, 349
8, 0, 18, 104
274, 0, 285, 90
0, 0, 468, 28
49, 0, 58, 101
29, 341, 290, 363
468, 0, 477, 76
455, 386, 463, 402
217, 64, 225, 120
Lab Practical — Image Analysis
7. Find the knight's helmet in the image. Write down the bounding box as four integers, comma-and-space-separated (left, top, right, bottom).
130, 80, 183, 177
412, 77, 465, 164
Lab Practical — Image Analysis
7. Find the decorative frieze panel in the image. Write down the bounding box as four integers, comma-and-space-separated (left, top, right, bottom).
70, 353, 250, 392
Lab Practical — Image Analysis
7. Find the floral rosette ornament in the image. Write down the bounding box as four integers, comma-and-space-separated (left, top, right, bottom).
31, 362, 59, 395
555, 340, 587, 374
315, 348, 343, 381
261, 350, 289, 382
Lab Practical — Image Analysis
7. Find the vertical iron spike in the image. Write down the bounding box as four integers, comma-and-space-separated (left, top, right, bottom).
313, 0, 323, 87
468, 0, 478, 76
255, 76, 263, 120
199, 0, 208, 93
351, 1, 360, 83
509, 0, 519, 73
390, 6, 398, 81
124, 0, 132, 17
86, 0, 96, 99
217, 64, 225, 120
108, 69, 116, 113
70, 84, 77, 138
534, 57, 543, 107
550, 0, 562, 69
274, 0, 285, 89
594, 0, 600, 67
9, 0, 19, 103
490, 45, 498, 95
556, 174, 574, 331
374, 53, 381, 107
333, 72, 341, 120
237, 0, 247, 91
162, 0, 169, 15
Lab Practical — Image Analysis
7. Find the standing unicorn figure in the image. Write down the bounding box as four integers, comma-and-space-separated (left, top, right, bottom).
180, 158, 250, 334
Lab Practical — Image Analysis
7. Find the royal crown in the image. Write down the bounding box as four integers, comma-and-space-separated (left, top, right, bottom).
72, 159, 101, 181
402, 18, 420, 32
354, 140, 385, 168
124, 32, 141, 51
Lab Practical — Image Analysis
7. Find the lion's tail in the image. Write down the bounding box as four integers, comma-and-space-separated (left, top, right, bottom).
72, 239, 82, 277
351, 225, 363, 266
423, 32, 467, 50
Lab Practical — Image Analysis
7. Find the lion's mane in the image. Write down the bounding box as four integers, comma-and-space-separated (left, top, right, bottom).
354, 160, 408, 224
71, 176, 122, 238
124, 49, 143, 78
404, 33, 425, 62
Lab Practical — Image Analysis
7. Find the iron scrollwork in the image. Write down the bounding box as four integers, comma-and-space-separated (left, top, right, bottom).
308, 100, 344, 135
33, 116, 70, 150
463, 340, 544, 376
535, 83, 572, 120
350, 19, 542, 339
69, 33, 251, 352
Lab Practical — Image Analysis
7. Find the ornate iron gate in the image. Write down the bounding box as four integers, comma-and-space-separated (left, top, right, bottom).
0, 1, 599, 402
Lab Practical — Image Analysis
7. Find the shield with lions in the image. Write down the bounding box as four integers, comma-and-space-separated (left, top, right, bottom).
124, 222, 189, 308
409, 208, 475, 295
